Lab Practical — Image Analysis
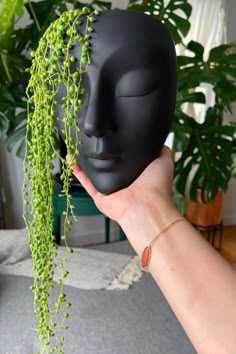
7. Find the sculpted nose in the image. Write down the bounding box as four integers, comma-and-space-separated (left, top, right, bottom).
83, 105, 111, 137
81, 70, 114, 137
83, 98, 114, 138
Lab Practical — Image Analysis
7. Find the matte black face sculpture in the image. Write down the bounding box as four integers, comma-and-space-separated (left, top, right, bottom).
57, 9, 176, 194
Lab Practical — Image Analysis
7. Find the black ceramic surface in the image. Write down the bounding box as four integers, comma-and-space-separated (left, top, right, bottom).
57, 9, 176, 194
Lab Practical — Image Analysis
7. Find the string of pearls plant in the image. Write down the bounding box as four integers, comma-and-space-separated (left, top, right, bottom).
23, 7, 99, 353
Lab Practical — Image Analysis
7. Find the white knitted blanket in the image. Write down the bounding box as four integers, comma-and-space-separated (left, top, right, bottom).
0, 229, 143, 290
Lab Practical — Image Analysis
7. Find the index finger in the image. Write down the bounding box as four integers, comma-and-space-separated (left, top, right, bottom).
73, 163, 98, 199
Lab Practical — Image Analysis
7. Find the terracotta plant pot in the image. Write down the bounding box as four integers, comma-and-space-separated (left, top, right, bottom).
186, 189, 223, 227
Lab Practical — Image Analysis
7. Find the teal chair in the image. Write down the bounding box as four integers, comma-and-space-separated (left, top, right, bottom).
53, 182, 126, 245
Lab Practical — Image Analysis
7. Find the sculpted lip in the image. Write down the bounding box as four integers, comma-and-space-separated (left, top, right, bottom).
88, 152, 122, 160
86, 152, 123, 171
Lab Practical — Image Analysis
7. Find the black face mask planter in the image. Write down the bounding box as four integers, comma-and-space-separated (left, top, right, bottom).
57, 9, 176, 195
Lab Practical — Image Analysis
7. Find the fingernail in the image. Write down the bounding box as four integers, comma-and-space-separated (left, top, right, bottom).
73, 164, 81, 173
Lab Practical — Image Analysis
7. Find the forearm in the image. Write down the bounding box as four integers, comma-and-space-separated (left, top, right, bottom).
120, 199, 236, 354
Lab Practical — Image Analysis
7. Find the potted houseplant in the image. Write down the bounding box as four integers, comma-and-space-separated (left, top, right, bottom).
173, 40, 236, 226
0, 0, 113, 158
23, 7, 104, 352
20, 1, 194, 352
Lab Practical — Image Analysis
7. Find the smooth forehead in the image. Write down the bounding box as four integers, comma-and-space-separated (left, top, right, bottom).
91, 9, 173, 48
81, 9, 175, 73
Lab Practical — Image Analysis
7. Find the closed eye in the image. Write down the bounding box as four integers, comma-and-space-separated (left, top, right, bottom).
116, 86, 159, 98
115, 69, 159, 97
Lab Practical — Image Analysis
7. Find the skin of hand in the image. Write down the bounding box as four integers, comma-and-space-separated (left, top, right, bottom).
72, 145, 175, 229
72, 146, 236, 354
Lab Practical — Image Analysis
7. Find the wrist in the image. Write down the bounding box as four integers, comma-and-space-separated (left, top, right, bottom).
119, 194, 181, 257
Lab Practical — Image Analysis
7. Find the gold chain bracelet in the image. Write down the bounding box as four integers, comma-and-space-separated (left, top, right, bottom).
141, 217, 186, 269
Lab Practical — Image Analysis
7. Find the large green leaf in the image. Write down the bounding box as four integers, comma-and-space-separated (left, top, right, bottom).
209, 44, 236, 61
0, 111, 9, 135
0, 86, 15, 108
177, 41, 236, 109
214, 81, 236, 114
128, 0, 192, 44
4, 123, 27, 158
174, 112, 235, 203
173, 90, 206, 151
0, 0, 24, 46
0, 83, 27, 153
0, 27, 31, 84
171, 112, 192, 152
176, 90, 205, 106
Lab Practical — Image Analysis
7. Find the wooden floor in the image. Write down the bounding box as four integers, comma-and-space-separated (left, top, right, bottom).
219, 225, 236, 264
199, 225, 236, 264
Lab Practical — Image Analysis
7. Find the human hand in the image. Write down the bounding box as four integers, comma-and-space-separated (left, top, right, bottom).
72, 146, 175, 227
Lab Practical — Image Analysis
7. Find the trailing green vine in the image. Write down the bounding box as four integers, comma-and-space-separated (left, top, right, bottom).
23, 7, 99, 353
